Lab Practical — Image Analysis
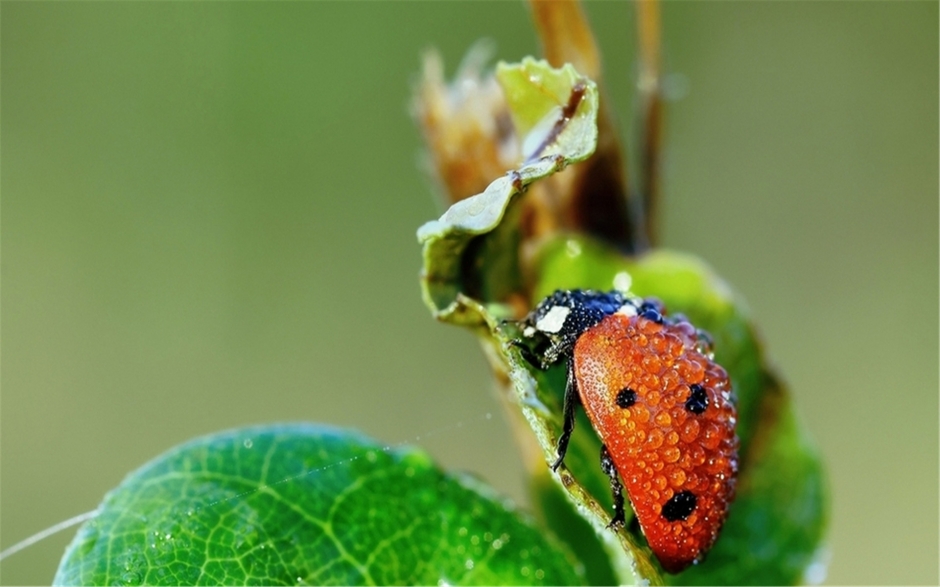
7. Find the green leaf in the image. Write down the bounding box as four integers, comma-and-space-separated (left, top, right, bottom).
53, 424, 584, 586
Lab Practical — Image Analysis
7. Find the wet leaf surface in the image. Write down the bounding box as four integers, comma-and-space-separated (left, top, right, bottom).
54, 425, 584, 586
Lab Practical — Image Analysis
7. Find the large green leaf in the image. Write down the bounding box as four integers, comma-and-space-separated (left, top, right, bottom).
53, 424, 584, 586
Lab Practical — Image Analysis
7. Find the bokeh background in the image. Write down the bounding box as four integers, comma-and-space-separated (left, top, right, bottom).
2, 2, 936, 585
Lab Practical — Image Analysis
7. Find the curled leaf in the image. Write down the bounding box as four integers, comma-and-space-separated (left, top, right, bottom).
417, 59, 599, 326
494, 59, 597, 163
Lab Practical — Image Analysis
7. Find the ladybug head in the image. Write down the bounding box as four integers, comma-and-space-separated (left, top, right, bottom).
521, 289, 634, 344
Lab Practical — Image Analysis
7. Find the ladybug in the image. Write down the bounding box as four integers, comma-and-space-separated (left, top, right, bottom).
512, 289, 738, 573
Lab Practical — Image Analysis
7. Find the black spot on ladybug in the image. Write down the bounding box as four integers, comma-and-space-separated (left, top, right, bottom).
639, 303, 664, 324
616, 387, 637, 409
685, 384, 709, 414
662, 491, 697, 522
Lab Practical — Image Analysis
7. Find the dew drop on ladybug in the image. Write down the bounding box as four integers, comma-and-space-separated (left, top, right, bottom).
513, 290, 739, 573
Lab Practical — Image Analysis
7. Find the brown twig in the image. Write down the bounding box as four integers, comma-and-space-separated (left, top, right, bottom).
636, 0, 663, 248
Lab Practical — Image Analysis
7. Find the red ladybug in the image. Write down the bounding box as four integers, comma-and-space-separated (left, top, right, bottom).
513, 289, 738, 573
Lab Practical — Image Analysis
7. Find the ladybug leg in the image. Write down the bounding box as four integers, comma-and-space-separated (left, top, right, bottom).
509, 339, 550, 371
551, 357, 580, 471
600, 444, 627, 529
541, 333, 577, 367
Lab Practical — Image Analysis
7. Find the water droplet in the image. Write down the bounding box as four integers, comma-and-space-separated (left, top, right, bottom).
680, 419, 700, 443
366, 451, 377, 463
243, 438, 253, 449
646, 428, 665, 449
613, 271, 632, 293
803, 547, 831, 585
121, 572, 141, 586
654, 474, 668, 491
464, 559, 475, 570
565, 239, 583, 257
632, 404, 650, 424
668, 468, 687, 487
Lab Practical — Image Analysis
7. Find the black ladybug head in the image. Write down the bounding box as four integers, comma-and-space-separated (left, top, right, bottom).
515, 289, 641, 367
523, 289, 633, 341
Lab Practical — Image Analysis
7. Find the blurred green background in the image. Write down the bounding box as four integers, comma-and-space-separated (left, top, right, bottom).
2, 2, 936, 585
